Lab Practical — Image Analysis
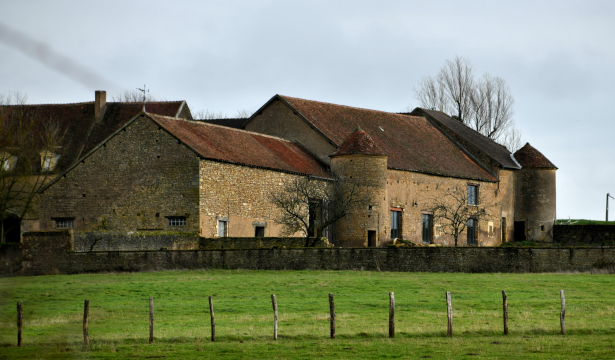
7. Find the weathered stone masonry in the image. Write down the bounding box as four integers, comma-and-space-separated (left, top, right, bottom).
39, 115, 201, 232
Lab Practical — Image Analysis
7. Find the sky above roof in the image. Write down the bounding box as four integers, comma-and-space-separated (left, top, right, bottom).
0, 0, 613, 221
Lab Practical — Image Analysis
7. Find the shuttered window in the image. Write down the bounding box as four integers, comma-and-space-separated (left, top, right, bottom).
467, 218, 477, 246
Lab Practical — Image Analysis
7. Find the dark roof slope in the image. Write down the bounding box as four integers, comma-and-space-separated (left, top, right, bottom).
514, 143, 557, 169
197, 118, 247, 129
411, 108, 520, 169
275, 95, 495, 181
332, 127, 385, 157
149, 114, 331, 178
0, 101, 186, 173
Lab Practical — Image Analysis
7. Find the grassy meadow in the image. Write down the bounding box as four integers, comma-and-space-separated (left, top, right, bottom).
1, 270, 615, 359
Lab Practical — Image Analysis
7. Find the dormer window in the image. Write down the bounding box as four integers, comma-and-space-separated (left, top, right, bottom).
40, 151, 61, 172
1, 154, 17, 172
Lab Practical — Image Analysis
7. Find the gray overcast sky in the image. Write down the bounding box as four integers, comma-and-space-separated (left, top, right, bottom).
0, 0, 613, 221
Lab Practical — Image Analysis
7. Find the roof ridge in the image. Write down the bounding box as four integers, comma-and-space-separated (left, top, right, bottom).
279, 94, 422, 119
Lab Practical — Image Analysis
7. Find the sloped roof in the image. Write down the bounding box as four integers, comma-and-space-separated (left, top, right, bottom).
149, 114, 331, 178
332, 127, 386, 157
411, 108, 521, 169
272, 95, 495, 182
514, 143, 557, 169
0, 100, 186, 173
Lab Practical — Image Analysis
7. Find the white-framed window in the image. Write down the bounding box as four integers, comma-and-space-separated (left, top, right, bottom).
467, 184, 479, 205
167, 216, 186, 226
55, 218, 74, 229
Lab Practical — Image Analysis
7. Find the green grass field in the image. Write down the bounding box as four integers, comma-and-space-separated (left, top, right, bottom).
1, 270, 615, 359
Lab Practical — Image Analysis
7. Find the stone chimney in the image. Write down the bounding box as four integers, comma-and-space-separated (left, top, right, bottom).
95, 90, 107, 122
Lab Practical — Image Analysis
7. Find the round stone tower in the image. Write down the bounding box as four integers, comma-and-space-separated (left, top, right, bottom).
330, 126, 388, 247
513, 143, 557, 242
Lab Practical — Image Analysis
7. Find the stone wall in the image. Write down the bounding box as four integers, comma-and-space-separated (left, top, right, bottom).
199, 237, 330, 250
18, 231, 615, 276
74, 232, 200, 251
198, 161, 330, 238
387, 170, 508, 247
554, 225, 615, 245
39, 115, 201, 233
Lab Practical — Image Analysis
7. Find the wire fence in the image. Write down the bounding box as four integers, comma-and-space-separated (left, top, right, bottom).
2, 288, 613, 347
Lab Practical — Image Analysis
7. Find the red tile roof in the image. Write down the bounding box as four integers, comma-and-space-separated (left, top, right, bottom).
149, 114, 331, 178
514, 143, 557, 169
332, 126, 386, 157
274, 95, 496, 181
0, 101, 186, 173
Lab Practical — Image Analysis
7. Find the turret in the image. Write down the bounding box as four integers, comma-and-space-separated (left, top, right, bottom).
513, 143, 557, 242
330, 126, 388, 247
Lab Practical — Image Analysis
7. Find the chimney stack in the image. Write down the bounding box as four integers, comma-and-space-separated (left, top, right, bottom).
95, 90, 107, 122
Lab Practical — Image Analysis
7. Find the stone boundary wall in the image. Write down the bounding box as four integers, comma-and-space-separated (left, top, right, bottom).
71, 232, 330, 252
17, 231, 615, 276
74, 232, 200, 252
199, 237, 330, 250
553, 225, 615, 245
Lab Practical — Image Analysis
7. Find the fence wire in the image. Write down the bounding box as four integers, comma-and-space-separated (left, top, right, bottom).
1, 288, 613, 344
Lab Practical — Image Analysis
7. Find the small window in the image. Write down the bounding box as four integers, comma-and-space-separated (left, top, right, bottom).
255, 226, 265, 237
41, 151, 61, 172
55, 218, 74, 229
467, 218, 477, 246
168, 216, 186, 226
1, 155, 17, 172
390, 209, 402, 240
218, 220, 228, 237
422, 214, 433, 244
467, 185, 478, 205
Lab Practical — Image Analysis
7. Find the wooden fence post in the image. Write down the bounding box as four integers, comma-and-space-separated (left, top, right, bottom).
271, 294, 278, 340
17, 302, 22, 347
389, 292, 395, 338
560, 290, 566, 335
446, 291, 452, 336
329, 293, 335, 339
149, 297, 154, 344
83, 299, 90, 345
209, 296, 215, 342
502, 290, 508, 335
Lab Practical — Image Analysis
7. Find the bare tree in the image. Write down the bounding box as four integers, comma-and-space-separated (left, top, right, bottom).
269, 176, 366, 247
422, 185, 493, 246
192, 108, 253, 120
192, 109, 229, 120
0, 93, 65, 242
414, 56, 522, 151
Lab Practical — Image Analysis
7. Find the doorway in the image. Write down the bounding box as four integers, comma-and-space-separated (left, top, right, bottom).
367, 231, 377, 247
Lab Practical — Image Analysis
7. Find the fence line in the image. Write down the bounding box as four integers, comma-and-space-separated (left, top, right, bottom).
7, 289, 582, 346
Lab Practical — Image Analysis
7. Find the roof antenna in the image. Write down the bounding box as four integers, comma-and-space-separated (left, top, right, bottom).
137, 85, 149, 112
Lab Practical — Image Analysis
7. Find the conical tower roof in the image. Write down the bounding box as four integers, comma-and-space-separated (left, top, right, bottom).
330, 126, 386, 157
514, 143, 557, 169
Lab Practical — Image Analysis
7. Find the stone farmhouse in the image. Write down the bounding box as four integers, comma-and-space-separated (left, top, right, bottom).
6, 91, 557, 247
